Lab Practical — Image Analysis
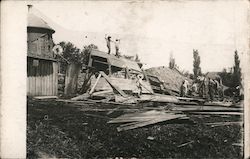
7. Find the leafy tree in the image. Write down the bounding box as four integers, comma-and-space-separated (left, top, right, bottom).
193, 49, 202, 79
56, 42, 98, 73
82, 44, 98, 65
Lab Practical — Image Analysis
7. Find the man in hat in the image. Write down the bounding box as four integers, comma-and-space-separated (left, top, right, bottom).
105, 34, 112, 54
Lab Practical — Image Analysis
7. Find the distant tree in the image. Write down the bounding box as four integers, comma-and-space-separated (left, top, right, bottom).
232, 50, 241, 87
169, 53, 175, 69
56, 41, 81, 73
82, 44, 98, 65
193, 49, 202, 79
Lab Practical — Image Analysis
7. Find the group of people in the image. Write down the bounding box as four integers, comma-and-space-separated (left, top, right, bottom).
105, 34, 121, 57
180, 76, 224, 102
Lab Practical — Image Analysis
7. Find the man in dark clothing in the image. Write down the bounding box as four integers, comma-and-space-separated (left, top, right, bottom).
105, 34, 112, 54
208, 78, 215, 102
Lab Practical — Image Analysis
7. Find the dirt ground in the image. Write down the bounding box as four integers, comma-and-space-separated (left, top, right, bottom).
27, 99, 243, 158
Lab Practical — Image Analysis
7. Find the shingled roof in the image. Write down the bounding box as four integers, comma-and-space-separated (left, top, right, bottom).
145, 66, 191, 93
28, 13, 55, 33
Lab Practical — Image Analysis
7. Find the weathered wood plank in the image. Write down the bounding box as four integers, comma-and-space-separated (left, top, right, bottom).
89, 73, 102, 95
117, 114, 185, 132
99, 71, 128, 97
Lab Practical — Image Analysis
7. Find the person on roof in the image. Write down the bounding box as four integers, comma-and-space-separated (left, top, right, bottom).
114, 39, 121, 57
105, 34, 113, 54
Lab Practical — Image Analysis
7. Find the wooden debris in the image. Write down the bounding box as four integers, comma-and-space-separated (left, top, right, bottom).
82, 113, 110, 119
204, 101, 233, 107
172, 105, 243, 112
91, 90, 113, 97
138, 94, 179, 103
34, 96, 58, 99
177, 97, 205, 103
177, 140, 194, 148
232, 143, 243, 147
89, 73, 102, 95
110, 110, 186, 132
99, 71, 128, 97
190, 112, 243, 116
114, 95, 138, 104
71, 93, 90, 101
117, 113, 185, 132
205, 121, 243, 127
147, 136, 155, 140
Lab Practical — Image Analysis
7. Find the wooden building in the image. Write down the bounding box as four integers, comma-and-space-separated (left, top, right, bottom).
86, 50, 153, 94
27, 12, 58, 96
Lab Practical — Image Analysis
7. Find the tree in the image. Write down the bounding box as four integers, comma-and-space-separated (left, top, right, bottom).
82, 44, 98, 65
193, 49, 202, 79
169, 53, 175, 69
57, 41, 81, 73
232, 50, 241, 87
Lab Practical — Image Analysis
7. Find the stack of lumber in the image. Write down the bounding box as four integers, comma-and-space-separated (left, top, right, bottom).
108, 110, 186, 132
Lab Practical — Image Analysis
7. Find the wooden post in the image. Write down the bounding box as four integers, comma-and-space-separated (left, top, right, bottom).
64, 63, 81, 96
89, 73, 101, 95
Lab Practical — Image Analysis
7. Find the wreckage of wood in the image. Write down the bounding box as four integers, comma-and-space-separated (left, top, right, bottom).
99, 71, 128, 97
116, 113, 186, 132
89, 73, 102, 95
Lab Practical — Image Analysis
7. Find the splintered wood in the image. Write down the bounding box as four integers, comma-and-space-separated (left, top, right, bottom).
108, 110, 186, 132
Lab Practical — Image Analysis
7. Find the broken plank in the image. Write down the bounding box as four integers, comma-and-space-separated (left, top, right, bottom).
177, 140, 194, 148
99, 71, 128, 97
138, 94, 179, 103
33, 96, 58, 99
117, 114, 186, 132
205, 121, 243, 126
91, 90, 113, 96
189, 112, 243, 116
82, 113, 110, 119
89, 73, 102, 95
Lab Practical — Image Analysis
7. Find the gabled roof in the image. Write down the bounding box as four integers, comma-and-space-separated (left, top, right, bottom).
146, 66, 191, 92
90, 50, 141, 72
28, 13, 55, 33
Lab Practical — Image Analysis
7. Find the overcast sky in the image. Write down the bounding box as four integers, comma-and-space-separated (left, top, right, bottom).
29, 1, 248, 73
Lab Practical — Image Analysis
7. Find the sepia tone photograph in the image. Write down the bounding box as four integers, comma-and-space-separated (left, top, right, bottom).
1, 0, 249, 158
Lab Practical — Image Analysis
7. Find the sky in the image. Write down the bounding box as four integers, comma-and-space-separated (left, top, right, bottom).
29, 0, 249, 73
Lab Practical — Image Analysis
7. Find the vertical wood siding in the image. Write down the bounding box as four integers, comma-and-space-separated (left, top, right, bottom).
27, 57, 58, 96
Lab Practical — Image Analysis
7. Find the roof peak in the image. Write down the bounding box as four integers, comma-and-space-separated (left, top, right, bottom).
27, 13, 55, 33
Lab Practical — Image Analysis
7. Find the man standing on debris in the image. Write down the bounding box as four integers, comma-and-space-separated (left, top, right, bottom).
136, 74, 143, 97
115, 39, 121, 57
180, 79, 189, 97
105, 34, 112, 54
208, 78, 215, 102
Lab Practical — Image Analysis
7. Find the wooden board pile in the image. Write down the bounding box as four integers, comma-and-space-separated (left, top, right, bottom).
108, 110, 186, 132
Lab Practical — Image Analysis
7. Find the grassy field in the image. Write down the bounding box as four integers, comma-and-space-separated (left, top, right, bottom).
27, 99, 243, 158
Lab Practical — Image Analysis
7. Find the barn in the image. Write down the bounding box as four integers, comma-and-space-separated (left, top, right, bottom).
27, 12, 58, 96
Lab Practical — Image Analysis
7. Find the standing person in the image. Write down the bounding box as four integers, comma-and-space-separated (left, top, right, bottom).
105, 34, 112, 54
136, 74, 143, 97
115, 39, 120, 57
208, 78, 215, 102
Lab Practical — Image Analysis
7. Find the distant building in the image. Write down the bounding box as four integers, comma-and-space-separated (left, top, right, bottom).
27, 9, 58, 96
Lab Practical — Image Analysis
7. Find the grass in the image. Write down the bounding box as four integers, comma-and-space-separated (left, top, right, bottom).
27, 99, 243, 158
